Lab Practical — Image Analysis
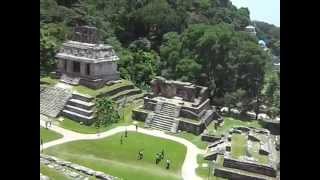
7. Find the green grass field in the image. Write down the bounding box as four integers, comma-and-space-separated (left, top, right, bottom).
175, 131, 207, 150
73, 79, 133, 97
44, 132, 187, 180
231, 134, 247, 159
40, 77, 59, 86
195, 155, 227, 180
40, 127, 63, 143
41, 164, 71, 180
208, 116, 263, 135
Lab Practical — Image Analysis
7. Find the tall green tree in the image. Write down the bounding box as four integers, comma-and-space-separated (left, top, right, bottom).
95, 97, 120, 130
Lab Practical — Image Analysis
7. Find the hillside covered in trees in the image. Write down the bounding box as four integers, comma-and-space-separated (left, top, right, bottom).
40, 0, 280, 118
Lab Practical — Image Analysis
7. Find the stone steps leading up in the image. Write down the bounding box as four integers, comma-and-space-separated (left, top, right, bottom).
62, 110, 95, 125
64, 105, 94, 116
67, 99, 95, 110
40, 87, 72, 117
150, 114, 177, 132
152, 118, 175, 127
110, 88, 142, 101
72, 92, 94, 102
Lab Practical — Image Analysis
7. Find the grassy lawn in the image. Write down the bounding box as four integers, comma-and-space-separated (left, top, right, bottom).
175, 131, 207, 150
250, 141, 269, 164
73, 79, 133, 97
231, 134, 247, 159
40, 127, 63, 143
208, 116, 263, 136
41, 164, 71, 180
44, 132, 187, 180
40, 77, 59, 86
195, 155, 227, 180
57, 102, 142, 134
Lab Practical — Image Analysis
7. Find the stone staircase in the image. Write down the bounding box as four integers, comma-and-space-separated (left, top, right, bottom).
146, 102, 180, 133
60, 74, 80, 85
40, 87, 72, 117
62, 92, 95, 124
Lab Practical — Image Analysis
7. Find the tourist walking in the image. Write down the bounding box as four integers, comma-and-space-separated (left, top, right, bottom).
138, 150, 144, 160
155, 153, 160, 164
125, 128, 128, 137
166, 159, 171, 169
120, 135, 123, 144
160, 149, 165, 159
40, 138, 43, 153
135, 124, 138, 132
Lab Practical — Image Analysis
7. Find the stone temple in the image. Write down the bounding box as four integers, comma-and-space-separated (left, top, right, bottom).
132, 77, 223, 135
55, 26, 120, 89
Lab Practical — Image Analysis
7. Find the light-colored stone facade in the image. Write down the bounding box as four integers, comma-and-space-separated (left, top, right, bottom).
55, 26, 120, 89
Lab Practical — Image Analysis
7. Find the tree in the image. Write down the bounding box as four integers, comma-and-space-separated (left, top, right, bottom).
224, 89, 246, 115
95, 97, 120, 131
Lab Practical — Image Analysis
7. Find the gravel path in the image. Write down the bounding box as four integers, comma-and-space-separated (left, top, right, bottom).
40, 119, 205, 180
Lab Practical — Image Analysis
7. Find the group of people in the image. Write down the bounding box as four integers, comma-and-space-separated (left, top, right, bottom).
120, 128, 128, 144
120, 125, 139, 144
137, 149, 171, 169
120, 125, 171, 169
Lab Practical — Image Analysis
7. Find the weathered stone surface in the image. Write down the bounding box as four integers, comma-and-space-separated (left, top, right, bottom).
40, 174, 50, 180
40, 87, 72, 118
248, 132, 261, 142
259, 143, 270, 155
223, 157, 277, 177
40, 154, 119, 180
214, 167, 267, 180
201, 134, 222, 143
132, 109, 148, 122
56, 26, 120, 89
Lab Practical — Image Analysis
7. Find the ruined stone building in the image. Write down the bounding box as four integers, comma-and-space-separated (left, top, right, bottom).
55, 26, 120, 89
133, 76, 222, 135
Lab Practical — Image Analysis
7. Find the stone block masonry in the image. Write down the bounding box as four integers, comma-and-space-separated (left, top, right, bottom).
223, 157, 277, 177
40, 154, 119, 180
214, 167, 268, 180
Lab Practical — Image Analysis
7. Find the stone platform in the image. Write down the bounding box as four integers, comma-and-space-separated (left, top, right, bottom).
132, 77, 223, 135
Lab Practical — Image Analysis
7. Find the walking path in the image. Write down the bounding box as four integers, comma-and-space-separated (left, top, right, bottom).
40, 120, 205, 180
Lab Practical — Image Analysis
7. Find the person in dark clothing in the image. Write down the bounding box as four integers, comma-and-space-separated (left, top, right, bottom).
160, 150, 164, 159
166, 159, 171, 169
135, 124, 138, 132
138, 150, 144, 160
120, 135, 123, 144
40, 138, 43, 152
155, 153, 160, 164
125, 129, 128, 137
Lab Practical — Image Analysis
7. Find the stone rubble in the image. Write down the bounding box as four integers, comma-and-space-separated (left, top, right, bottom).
40, 154, 119, 180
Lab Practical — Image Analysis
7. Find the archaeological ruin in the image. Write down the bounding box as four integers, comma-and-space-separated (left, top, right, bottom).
132, 76, 223, 135
203, 126, 280, 180
55, 26, 120, 89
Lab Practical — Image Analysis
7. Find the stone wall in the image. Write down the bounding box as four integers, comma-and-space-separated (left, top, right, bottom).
178, 120, 204, 135
132, 109, 148, 122
201, 134, 222, 142
214, 168, 266, 180
180, 98, 210, 115
150, 76, 208, 103
40, 154, 119, 180
223, 157, 277, 177
96, 84, 134, 98
143, 97, 157, 111
179, 109, 200, 120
